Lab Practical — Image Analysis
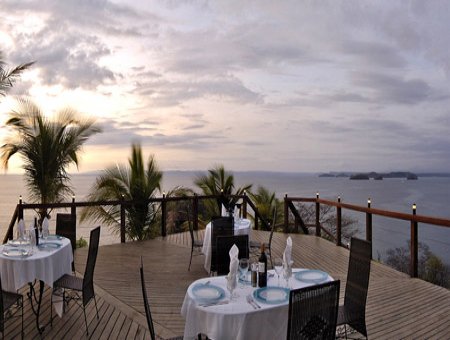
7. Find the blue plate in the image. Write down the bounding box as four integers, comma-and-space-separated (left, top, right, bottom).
295, 270, 328, 284
253, 286, 290, 305
38, 242, 62, 250
46, 235, 64, 241
192, 283, 225, 303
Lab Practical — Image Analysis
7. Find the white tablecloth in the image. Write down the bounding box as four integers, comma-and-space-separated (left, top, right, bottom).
181, 269, 333, 340
202, 219, 251, 273
0, 237, 73, 292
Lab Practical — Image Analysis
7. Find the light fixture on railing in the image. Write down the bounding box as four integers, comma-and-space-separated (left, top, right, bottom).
316, 192, 319, 199
368, 198, 371, 207
412, 203, 417, 212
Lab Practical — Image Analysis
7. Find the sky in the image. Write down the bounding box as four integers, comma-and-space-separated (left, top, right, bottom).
1, 0, 450, 174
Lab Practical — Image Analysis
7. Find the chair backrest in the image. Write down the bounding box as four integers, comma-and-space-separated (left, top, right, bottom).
210, 217, 234, 273
344, 237, 372, 336
216, 235, 249, 275
56, 213, 76, 253
82, 226, 101, 306
140, 257, 156, 340
287, 280, 340, 340
268, 206, 278, 247
0, 273, 4, 332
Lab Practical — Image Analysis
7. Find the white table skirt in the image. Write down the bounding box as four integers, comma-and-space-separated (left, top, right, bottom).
181, 269, 333, 340
202, 219, 251, 274
0, 237, 73, 292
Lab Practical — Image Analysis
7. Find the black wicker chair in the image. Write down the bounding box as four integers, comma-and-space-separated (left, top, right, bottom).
0, 273, 23, 339
51, 226, 101, 335
337, 237, 371, 339
210, 217, 234, 274
287, 280, 340, 340
216, 235, 249, 275
56, 213, 76, 272
186, 206, 203, 271
140, 257, 184, 340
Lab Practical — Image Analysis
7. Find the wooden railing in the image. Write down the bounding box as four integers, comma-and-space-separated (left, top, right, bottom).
6, 192, 450, 279
284, 195, 450, 278
3, 193, 272, 244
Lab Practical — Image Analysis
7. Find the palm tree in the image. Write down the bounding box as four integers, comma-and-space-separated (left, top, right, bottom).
248, 186, 281, 230
194, 165, 252, 220
80, 144, 163, 241
1, 97, 101, 221
0, 51, 34, 99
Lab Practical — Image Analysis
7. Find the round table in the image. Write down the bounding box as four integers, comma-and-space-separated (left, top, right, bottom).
0, 237, 73, 332
181, 268, 333, 340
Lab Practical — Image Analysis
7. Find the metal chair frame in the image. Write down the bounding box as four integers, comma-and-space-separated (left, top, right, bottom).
51, 226, 101, 335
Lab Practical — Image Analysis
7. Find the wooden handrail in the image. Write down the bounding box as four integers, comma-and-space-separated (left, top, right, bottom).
284, 196, 450, 278
3, 193, 269, 244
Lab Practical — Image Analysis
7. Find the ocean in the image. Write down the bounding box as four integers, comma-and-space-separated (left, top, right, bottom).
1, 172, 449, 264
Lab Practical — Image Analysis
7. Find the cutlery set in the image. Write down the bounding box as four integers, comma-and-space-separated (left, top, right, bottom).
246, 294, 261, 309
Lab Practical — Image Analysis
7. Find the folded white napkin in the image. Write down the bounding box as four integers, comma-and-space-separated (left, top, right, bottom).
221, 204, 227, 217
17, 219, 25, 239
228, 244, 239, 280
234, 206, 239, 221
283, 236, 292, 267
42, 217, 49, 234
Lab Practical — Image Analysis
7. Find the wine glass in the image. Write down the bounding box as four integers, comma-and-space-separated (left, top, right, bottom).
283, 260, 293, 288
274, 258, 283, 286
226, 275, 238, 301
238, 258, 249, 288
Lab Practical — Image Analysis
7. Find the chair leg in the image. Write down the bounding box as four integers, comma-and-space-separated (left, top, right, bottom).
189, 248, 193, 271
83, 306, 89, 335
21, 297, 24, 340
94, 295, 99, 319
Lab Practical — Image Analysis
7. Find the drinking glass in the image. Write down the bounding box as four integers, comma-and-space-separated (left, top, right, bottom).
274, 258, 283, 286
227, 275, 238, 300
283, 260, 293, 288
42, 228, 49, 240
238, 258, 249, 288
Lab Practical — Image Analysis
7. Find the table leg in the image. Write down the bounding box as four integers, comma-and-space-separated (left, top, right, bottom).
27, 280, 46, 333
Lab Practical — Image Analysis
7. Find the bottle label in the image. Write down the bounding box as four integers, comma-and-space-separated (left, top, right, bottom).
258, 262, 265, 272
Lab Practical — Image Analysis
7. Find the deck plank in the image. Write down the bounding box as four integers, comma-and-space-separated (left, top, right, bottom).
2, 230, 449, 339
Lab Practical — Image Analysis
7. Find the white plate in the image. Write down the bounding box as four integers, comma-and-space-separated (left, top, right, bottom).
192, 283, 225, 303
2, 247, 29, 257
295, 270, 329, 283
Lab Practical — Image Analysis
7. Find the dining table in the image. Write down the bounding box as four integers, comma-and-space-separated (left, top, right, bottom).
181, 268, 333, 340
202, 218, 252, 274
0, 235, 73, 333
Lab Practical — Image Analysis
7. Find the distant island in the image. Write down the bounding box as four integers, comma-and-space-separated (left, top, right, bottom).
318, 171, 421, 180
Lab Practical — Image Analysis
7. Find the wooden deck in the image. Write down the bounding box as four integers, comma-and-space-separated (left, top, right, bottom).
4, 230, 450, 339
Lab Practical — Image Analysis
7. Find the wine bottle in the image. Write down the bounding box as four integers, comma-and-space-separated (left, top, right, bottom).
34, 217, 39, 246
258, 244, 267, 287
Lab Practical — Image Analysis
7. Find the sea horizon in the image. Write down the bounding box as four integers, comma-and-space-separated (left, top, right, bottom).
1, 171, 449, 266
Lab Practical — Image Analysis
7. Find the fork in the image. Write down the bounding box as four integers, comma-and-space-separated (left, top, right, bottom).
246, 295, 257, 309
246, 294, 261, 309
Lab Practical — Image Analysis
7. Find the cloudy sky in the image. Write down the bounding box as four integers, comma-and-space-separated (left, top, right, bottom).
1, 0, 450, 174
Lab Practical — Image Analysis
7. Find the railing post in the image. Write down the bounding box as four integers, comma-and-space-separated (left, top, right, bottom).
71, 195, 76, 220
120, 195, 126, 243
161, 193, 167, 237
193, 194, 199, 231
18, 195, 24, 220
410, 203, 418, 278
315, 193, 320, 237
366, 198, 372, 243
284, 194, 289, 233
242, 191, 247, 219
336, 196, 342, 246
